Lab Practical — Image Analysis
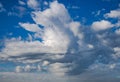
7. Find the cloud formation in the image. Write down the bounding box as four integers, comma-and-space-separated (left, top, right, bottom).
0, 2, 6, 12
104, 9, 120, 18
27, 0, 40, 10
91, 20, 113, 31
0, 1, 120, 78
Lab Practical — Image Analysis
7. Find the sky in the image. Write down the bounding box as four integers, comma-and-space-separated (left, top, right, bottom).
0, 0, 120, 82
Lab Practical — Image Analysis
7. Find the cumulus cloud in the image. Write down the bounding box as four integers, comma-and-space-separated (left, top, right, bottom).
1, 0, 120, 77
0, 1, 82, 62
104, 9, 120, 18
27, 0, 40, 10
69, 22, 81, 37
91, 20, 113, 31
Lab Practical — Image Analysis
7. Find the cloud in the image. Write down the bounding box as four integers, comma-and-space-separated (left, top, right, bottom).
18, 0, 26, 6
15, 65, 40, 73
0, 1, 82, 61
69, 22, 81, 37
8, 6, 27, 17
67, 6, 80, 9
42, 60, 50, 66
0, 2, 6, 12
91, 20, 113, 31
87, 44, 94, 49
1, 0, 120, 77
15, 66, 23, 73
19, 22, 42, 32
44, 1, 49, 6
115, 29, 120, 35
104, 9, 120, 18
27, 0, 40, 10
48, 62, 71, 76
0, 38, 69, 58
112, 47, 120, 59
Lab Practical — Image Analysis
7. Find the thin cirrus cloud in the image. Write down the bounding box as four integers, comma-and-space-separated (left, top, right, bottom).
0, 2, 6, 12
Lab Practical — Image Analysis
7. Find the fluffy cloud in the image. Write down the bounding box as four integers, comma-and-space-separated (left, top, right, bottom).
69, 22, 81, 37
0, 1, 82, 62
104, 9, 120, 18
27, 0, 40, 10
104, 7, 120, 35
1, 0, 120, 77
91, 20, 113, 31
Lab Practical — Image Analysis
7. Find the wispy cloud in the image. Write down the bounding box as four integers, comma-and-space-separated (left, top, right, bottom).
0, 2, 6, 12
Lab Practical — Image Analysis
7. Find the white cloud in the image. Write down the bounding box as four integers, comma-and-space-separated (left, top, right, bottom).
104, 9, 120, 18
0, 38, 70, 58
8, 6, 26, 17
15, 65, 40, 72
115, 29, 120, 35
48, 62, 71, 76
115, 20, 120, 27
44, 1, 49, 6
42, 60, 50, 66
87, 44, 94, 49
19, 22, 42, 32
69, 22, 81, 37
0, 1, 82, 60
18, 0, 26, 5
91, 20, 113, 31
0, 2, 93, 76
49, 54, 65, 60
112, 47, 120, 59
27, 0, 40, 10
0, 3, 6, 12
31, 1, 71, 27
15, 66, 23, 73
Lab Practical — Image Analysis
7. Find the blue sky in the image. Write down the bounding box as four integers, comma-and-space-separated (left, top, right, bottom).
0, 0, 120, 82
